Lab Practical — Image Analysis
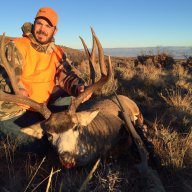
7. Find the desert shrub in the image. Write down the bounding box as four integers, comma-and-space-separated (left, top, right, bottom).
171, 63, 192, 92
114, 66, 136, 80
154, 127, 192, 168
135, 63, 163, 88
160, 87, 192, 113
184, 54, 192, 67
136, 52, 175, 69
175, 79, 192, 92
159, 87, 192, 133
172, 64, 189, 78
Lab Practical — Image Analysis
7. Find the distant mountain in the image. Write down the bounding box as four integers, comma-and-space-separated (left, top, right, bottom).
102, 47, 192, 59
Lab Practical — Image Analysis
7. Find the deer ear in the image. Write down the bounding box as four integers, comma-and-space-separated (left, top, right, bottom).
21, 123, 43, 139
76, 110, 99, 126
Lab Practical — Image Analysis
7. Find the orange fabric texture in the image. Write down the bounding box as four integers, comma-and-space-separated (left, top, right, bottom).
35, 7, 58, 27
14, 37, 63, 104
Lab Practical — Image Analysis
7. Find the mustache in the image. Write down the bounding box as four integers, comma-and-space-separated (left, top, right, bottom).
36, 30, 48, 36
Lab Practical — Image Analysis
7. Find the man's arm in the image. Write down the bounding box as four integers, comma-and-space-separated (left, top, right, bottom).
56, 54, 86, 97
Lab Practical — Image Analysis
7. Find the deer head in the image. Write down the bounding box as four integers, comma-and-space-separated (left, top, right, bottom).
0, 28, 112, 168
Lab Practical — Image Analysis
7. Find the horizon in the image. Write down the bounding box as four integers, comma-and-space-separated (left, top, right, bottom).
102, 45, 192, 49
76, 46, 192, 59
99, 46, 192, 59
1, 0, 192, 49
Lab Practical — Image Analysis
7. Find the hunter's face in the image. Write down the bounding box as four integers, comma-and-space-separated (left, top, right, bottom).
33, 18, 57, 45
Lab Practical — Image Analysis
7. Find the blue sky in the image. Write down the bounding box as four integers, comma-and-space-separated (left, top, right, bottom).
1, 0, 192, 49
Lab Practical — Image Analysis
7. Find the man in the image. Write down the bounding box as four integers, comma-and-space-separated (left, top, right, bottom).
0, 7, 91, 150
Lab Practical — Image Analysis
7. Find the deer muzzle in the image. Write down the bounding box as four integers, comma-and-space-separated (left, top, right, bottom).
59, 152, 76, 168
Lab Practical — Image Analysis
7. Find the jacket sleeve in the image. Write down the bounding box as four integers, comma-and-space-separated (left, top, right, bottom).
55, 53, 85, 96
0, 40, 25, 94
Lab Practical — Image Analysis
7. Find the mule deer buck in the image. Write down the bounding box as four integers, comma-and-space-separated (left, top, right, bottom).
0, 29, 143, 169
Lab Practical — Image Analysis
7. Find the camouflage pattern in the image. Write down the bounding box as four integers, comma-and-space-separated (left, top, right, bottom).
0, 40, 25, 121
0, 101, 26, 121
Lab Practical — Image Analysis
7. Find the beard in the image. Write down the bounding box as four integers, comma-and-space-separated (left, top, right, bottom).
33, 29, 54, 45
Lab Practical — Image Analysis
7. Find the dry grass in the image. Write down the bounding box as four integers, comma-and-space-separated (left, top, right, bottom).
0, 52, 192, 191
172, 64, 189, 78
153, 127, 192, 168
136, 63, 162, 81
160, 87, 192, 112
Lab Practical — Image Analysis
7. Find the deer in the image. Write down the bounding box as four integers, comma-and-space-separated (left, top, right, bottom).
0, 28, 144, 169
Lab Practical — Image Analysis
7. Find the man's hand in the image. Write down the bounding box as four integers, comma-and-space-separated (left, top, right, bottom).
78, 85, 92, 103
16, 88, 30, 109
19, 88, 29, 97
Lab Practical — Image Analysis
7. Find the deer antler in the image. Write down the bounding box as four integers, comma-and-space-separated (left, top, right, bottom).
0, 33, 20, 95
79, 27, 97, 85
0, 33, 51, 119
69, 28, 112, 114
0, 91, 51, 119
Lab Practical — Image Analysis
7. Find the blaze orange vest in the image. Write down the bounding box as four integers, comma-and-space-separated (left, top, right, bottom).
14, 37, 63, 104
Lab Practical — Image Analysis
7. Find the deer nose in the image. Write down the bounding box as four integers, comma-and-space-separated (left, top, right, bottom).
59, 152, 76, 168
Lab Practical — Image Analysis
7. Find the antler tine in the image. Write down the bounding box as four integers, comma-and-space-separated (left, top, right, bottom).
79, 36, 91, 59
69, 29, 112, 114
92, 29, 107, 76
79, 27, 97, 63
79, 34, 96, 85
90, 27, 97, 64
0, 90, 51, 119
0, 33, 20, 95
